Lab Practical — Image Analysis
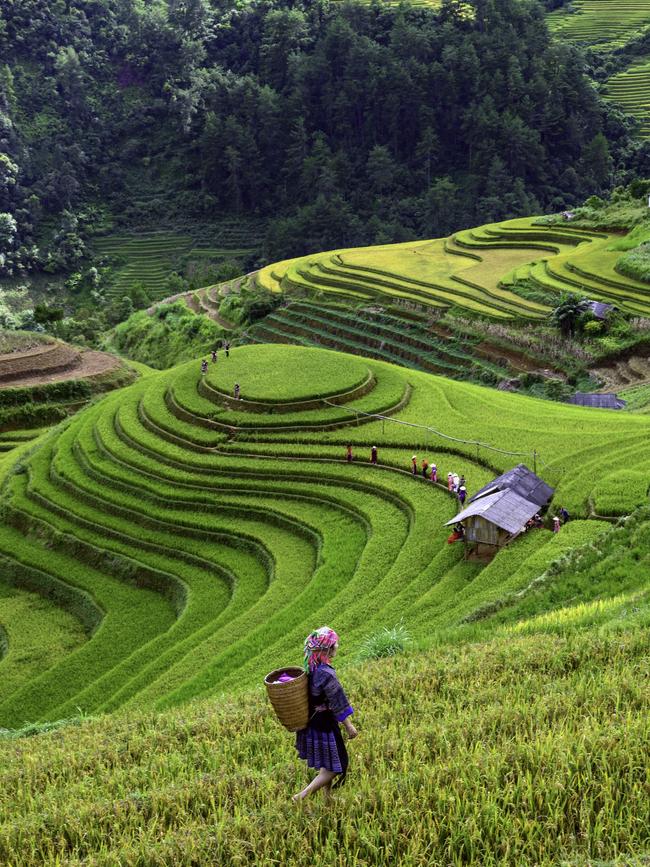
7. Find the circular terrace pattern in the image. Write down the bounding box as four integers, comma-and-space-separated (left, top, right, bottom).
1, 344, 650, 728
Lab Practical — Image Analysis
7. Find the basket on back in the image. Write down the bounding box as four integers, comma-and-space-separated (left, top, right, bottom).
264, 666, 309, 732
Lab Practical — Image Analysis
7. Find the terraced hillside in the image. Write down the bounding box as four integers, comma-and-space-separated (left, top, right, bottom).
547, 0, 650, 48
0, 337, 123, 388
1, 344, 649, 729
256, 218, 650, 318
182, 284, 238, 329
93, 232, 193, 300
93, 220, 264, 302
247, 300, 538, 381
0, 333, 137, 478
603, 56, 650, 139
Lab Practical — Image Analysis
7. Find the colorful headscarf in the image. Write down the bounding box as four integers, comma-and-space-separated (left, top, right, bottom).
303, 626, 339, 672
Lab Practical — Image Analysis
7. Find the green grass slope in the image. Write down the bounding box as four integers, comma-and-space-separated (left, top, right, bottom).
1, 624, 649, 866
1, 343, 649, 729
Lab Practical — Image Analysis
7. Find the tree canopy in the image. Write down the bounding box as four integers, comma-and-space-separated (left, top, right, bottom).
0, 0, 637, 268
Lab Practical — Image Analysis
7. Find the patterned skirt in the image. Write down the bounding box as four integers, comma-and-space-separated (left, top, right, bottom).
295, 710, 349, 777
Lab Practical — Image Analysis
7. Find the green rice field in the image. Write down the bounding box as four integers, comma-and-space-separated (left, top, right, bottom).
604, 56, 650, 139
547, 0, 650, 48
0, 343, 648, 730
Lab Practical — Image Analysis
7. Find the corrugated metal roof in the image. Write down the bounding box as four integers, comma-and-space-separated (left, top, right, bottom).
469, 463, 554, 508
445, 489, 540, 535
587, 301, 615, 320
568, 392, 626, 409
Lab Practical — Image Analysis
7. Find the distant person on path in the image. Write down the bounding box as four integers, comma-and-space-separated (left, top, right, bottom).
458, 475, 466, 490
411, 455, 418, 475
370, 445, 378, 465
422, 459, 429, 479
553, 516, 561, 533
346, 443, 353, 463
293, 626, 357, 803
452, 473, 460, 493
447, 473, 454, 492
559, 506, 570, 524
200, 359, 208, 376
458, 485, 467, 505
224, 340, 230, 358
211, 349, 217, 363
234, 383, 240, 400
430, 462, 437, 483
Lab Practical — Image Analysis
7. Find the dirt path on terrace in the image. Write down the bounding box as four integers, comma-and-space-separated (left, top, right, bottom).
0, 350, 122, 389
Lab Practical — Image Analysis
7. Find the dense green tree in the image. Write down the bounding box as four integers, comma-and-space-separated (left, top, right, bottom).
552, 294, 589, 337
581, 133, 613, 190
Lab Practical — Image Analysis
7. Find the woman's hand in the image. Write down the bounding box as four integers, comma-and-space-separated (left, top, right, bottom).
344, 719, 358, 740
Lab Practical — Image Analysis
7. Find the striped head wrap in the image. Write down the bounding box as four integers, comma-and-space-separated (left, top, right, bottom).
303, 626, 339, 672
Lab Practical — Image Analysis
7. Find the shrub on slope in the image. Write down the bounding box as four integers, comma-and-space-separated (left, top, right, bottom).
109, 303, 225, 369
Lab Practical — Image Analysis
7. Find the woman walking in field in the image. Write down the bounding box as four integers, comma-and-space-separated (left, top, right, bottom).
293, 627, 357, 802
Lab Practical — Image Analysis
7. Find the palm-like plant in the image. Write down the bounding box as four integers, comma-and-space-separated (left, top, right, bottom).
551, 294, 589, 337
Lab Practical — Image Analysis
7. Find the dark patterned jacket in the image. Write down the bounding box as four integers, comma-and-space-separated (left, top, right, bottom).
310, 664, 353, 722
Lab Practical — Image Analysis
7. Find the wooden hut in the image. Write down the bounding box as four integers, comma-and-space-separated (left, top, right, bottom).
586, 300, 616, 321
446, 464, 554, 558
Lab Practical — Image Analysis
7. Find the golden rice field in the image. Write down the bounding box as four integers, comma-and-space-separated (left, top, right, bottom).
256, 218, 650, 319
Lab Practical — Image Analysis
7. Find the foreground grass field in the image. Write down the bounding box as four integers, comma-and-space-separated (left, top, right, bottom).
1, 624, 649, 866
256, 218, 650, 319
0, 343, 649, 731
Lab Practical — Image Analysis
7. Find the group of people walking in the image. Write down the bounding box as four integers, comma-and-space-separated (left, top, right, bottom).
447, 472, 467, 504
410, 455, 438, 483
200, 341, 242, 399
345, 444, 468, 503
200, 340, 231, 376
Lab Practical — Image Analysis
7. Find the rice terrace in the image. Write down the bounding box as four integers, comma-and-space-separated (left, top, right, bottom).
2, 0, 650, 863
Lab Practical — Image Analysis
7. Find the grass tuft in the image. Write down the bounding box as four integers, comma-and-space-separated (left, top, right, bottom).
357, 622, 411, 660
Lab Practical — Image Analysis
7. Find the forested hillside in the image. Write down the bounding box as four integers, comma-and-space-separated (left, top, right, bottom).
0, 0, 635, 286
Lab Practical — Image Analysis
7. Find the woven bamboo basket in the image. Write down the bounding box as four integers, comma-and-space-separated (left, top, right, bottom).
264, 666, 309, 732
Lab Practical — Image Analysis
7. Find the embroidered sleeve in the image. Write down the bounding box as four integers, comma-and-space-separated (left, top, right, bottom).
321, 668, 353, 722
